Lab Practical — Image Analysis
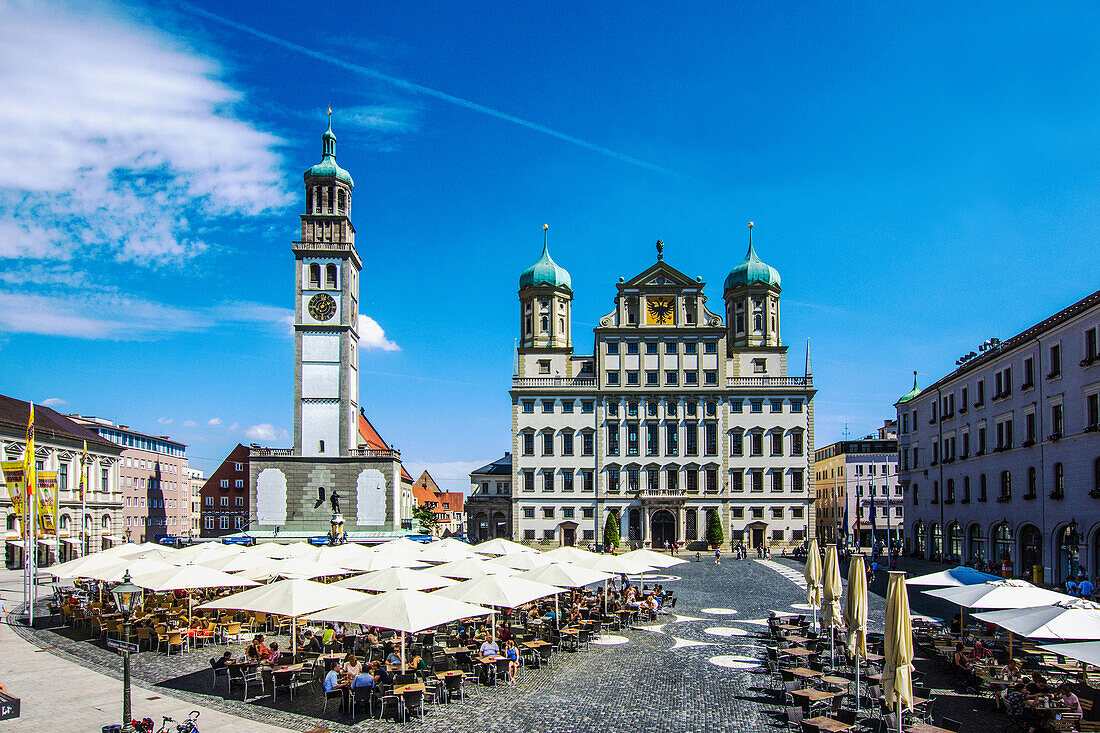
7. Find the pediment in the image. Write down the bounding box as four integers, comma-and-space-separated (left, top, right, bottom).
621, 261, 702, 291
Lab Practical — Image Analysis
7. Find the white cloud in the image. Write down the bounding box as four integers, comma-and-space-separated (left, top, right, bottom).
0, 0, 289, 266
182, 420, 197, 427
229, 422, 239, 431
358, 314, 400, 352
245, 423, 286, 443
157, 417, 173, 425
207, 417, 222, 426
41, 397, 67, 407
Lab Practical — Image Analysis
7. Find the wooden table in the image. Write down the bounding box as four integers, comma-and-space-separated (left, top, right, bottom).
434, 671, 463, 681
787, 635, 812, 645
393, 682, 426, 695
791, 688, 840, 703
522, 640, 550, 648
822, 675, 849, 686
906, 725, 954, 733
806, 716, 853, 732
777, 623, 801, 631
781, 647, 815, 658
865, 652, 884, 662
444, 646, 472, 654
789, 667, 823, 680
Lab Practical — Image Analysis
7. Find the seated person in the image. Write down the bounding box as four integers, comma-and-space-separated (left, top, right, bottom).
323, 659, 343, 692
344, 654, 363, 679
999, 658, 1023, 681
244, 640, 262, 662
526, 606, 541, 623
541, 609, 557, 625
265, 641, 281, 666
480, 637, 500, 658
385, 649, 405, 667
373, 663, 392, 687
364, 628, 379, 647
475, 623, 491, 642
212, 650, 232, 670
950, 613, 962, 635
301, 629, 323, 654
1058, 684, 1083, 715
410, 653, 430, 672
352, 670, 374, 689
503, 639, 519, 684
497, 624, 512, 643
253, 634, 271, 658
1005, 683, 1041, 733
1025, 674, 1050, 697
321, 625, 335, 648
952, 643, 972, 671
1066, 578, 1079, 597
457, 629, 471, 646
969, 639, 993, 662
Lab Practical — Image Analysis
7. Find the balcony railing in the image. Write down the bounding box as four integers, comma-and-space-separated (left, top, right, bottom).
726, 376, 813, 387
512, 377, 597, 387
250, 447, 293, 456
349, 447, 402, 459
635, 489, 688, 499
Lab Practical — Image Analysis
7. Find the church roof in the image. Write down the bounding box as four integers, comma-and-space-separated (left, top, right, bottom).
472, 453, 512, 475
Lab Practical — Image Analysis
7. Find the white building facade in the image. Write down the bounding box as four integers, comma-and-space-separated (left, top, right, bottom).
815, 427, 901, 548
511, 234, 816, 551
897, 288, 1100, 585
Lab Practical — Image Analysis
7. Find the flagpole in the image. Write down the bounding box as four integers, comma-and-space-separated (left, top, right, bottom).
79, 442, 87, 558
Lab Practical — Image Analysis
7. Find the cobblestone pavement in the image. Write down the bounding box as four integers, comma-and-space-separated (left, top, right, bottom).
4, 555, 1007, 733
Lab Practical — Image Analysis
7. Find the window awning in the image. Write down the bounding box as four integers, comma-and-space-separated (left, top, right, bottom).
101, 535, 123, 543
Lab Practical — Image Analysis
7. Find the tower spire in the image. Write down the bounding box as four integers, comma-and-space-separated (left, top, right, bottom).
322, 107, 336, 159
805, 338, 813, 377
748, 221, 754, 252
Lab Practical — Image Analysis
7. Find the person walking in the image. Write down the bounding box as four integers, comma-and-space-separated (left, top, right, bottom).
714, 547, 721, 565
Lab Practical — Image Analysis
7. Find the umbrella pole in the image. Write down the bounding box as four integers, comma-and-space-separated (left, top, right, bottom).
855, 656, 861, 715
401, 634, 406, 674
292, 617, 297, 661
1009, 630, 1013, 661
895, 699, 902, 733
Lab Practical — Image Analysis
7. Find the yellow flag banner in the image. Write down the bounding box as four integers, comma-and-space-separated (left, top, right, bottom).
2, 461, 27, 531
37, 471, 58, 536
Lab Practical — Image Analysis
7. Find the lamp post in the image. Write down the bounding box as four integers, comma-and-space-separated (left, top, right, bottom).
110, 570, 144, 733
1066, 518, 1080, 585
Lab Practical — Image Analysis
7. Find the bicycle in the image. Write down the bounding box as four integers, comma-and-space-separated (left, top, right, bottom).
132, 710, 200, 733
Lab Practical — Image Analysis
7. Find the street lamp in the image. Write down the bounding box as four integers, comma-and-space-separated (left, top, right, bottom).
110, 570, 144, 733
1067, 517, 1080, 581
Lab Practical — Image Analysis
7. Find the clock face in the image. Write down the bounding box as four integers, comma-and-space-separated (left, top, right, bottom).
307, 293, 337, 322
646, 296, 675, 325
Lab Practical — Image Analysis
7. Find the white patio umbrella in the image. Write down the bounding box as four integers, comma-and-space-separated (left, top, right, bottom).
906, 565, 1002, 587
435, 575, 563, 643
372, 537, 428, 555
132, 564, 258, 619
417, 540, 481, 564
197, 552, 282, 574
1037, 641, 1100, 667
172, 542, 243, 564
487, 553, 555, 571
425, 557, 515, 580
333, 567, 458, 592
246, 543, 301, 559
76, 557, 175, 583
334, 553, 429, 572
926, 579, 1069, 651
301, 589, 492, 672
198, 578, 364, 658
974, 599, 1100, 641
270, 556, 353, 579
543, 546, 599, 565
821, 544, 844, 667
471, 538, 539, 556
619, 548, 689, 569
47, 553, 129, 579
519, 562, 616, 623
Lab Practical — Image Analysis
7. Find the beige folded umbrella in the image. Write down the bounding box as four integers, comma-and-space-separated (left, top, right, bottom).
844, 554, 869, 714
821, 544, 844, 667
883, 571, 914, 731
804, 538, 823, 632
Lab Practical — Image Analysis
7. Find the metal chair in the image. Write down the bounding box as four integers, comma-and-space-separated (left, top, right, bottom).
209, 658, 230, 692
322, 688, 345, 717
241, 667, 265, 699
400, 689, 425, 723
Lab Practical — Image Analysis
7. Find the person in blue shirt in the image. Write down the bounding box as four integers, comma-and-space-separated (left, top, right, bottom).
352, 671, 374, 689
1079, 576, 1095, 599
323, 660, 340, 693
1066, 578, 1079, 597
503, 639, 519, 685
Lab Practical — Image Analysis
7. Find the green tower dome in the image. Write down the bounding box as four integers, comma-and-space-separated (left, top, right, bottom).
520, 240, 572, 291
303, 119, 354, 187
896, 371, 921, 404
724, 241, 781, 291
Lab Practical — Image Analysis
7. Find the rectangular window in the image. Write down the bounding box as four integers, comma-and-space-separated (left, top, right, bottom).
543, 471, 555, 492
646, 342, 658, 354
705, 468, 717, 493
751, 470, 763, 492
685, 422, 698, 456
731, 432, 743, 456
523, 506, 535, 518
627, 469, 640, 492
790, 400, 803, 413
582, 529, 595, 541
730, 470, 743, 492
704, 423, 717, 455
581, 400, 594, 413
626, 371, 639, 385
219, 517, 229, 530
792, 469, 804, 493
522, 400, 534, 413
1049, 343, 1062, 378
704, 371, 718, 386
562, 472, 574, 492
1023, 357, 1034, 388
234, 479, 244, 488
1088, 394, 1100, 428
523, 433, 534, 456
685, 342, 697, 354
562, 433, 574, 456
1087, 328, 1099, 360
607, 468, 620, 493
627, 424, 639, 456
646, 371, 659, 386
770, 400, 783, 413
666, 424, 679, 455
685, 372, 698, 385
523, 470, 534, 492
772, 471, 784, 492
646, 424, 659, 456
647, 469, 659, 493
204, 517, 214, 530
750, 400, 763, 413
665, 370, 678, 386
771, 431, 783, 456
791, 432, 804, 456
204, 496, 213, 506
235, 496, 243, 507
543, 529, 556, 540
750, 432, 763, 456
627, 342, 639, 354
543, 432, 554, 456
582, 432, 594, 456
220, 496, 228, 507
538, 359, 551, 374
542, 400, 555, 413
561, 400, 574, 413
1052, 404, 1064, 437
730, 400, 743, 413
704, 341, 717, 354
607, 422, 620, 455
582, 470, 593, 491
606, 342, 619, 355
732, 507, 744, 519
686, 470, 698, 493
606, 371, 620, 385
666, 467, 678, 492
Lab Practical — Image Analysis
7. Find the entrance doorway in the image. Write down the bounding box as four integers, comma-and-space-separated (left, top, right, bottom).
751, 526, 765, 548
559, 522, 578, 547
650, 510, 676, 548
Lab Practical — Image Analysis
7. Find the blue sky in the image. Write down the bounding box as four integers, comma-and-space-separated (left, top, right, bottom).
2, 1, 1099, 490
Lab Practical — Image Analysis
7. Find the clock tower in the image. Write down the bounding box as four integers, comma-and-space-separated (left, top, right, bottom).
292, 116, 360, 457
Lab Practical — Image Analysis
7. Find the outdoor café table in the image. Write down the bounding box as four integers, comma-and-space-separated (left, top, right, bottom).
906, 725, 954, 733
444, 646, 472, 655
791, 688, 840, 704
822, 675, 849, 687
393, 682, 426, 696
787, 635, 812, 645
560, 628, 581, 651
434, 671, 464, 681
864, 652, 884, 662
790, 667, 824, 680
805, 716, 853, 732
780, 647, 815, 658
522, 640, 550, 648
777, 623, 801, 631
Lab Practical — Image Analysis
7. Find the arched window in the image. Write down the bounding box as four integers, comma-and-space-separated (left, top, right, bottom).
101, 515, 110, 529
305, 188, 312, 213
309, 263, 320, 288
314, 187, 322, 213
59, 514, 70, 529
540, 316, 549, 332
968, 524, 985, 562
326, 264, 337, 289
337, 189, 346, 213
1000, 470, 1012, 500
327, 186, 335, 213
1053, 463, 1065, 496
753, 313, 762, 331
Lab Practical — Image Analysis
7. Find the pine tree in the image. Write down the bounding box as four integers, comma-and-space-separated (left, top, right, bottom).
603, 512, 620, 550
705, 510, 725, 548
